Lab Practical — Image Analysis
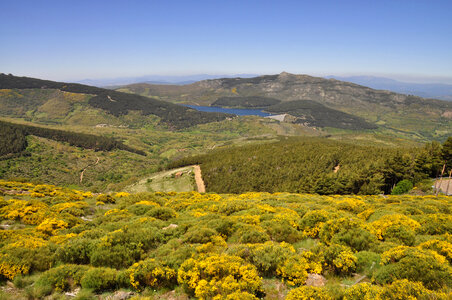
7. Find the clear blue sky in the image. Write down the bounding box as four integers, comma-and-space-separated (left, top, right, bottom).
1, 0, 451, 83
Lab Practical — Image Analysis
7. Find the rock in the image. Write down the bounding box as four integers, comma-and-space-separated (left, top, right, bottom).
305, 273, 327, 287
163, 224, 178, 230
65, 287, 80, 297
106, 291, 135, 300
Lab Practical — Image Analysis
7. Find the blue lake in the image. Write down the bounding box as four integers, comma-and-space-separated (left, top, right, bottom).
184, 105, 273, 117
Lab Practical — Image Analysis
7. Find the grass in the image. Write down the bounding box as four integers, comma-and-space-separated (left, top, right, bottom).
124, 166, 197, 193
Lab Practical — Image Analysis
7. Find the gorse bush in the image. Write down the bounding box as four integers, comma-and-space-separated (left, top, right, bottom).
0, 180, 451, 298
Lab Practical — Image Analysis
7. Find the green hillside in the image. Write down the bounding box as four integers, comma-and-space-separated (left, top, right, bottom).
118, 72, 452, 141
0, 74, 231, 129
170, 136, 448, 195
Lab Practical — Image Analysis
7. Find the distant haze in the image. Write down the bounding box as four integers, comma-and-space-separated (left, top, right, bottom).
76, 74, 259, 87
326, 75, 452, 101
77, 72, 452, 101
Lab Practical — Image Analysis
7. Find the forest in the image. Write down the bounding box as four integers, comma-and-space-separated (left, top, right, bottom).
0, 74, 231, 129
0, 181, 450, 299
0, 120, 145, 156
170, 136, 451, 195
265, 101, 377, 130
212, 96, 281, 108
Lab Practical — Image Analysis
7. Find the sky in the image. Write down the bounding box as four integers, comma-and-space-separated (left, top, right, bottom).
1, 0, 452, 83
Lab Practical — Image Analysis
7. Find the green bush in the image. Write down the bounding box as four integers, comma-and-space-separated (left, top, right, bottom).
80, 267, 119, 292
331, 227, 377, 251
146, 206, 177, 221
183, 227, 217, 244
355, 251, 381, 277
384, 225, 415, 246
237, 227, 270, 244
90, 244, 142, 269
56, 238, 94, 264
262, 220, 301, 243
375, 246, 451, 290
391, 180, 413, 195
36, 264, 89, 293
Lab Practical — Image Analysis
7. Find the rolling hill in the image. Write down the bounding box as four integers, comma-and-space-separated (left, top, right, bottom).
0, 73, 232, 129
118, 72, 452, 140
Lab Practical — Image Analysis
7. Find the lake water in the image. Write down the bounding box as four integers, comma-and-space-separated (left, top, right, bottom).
184, 105, 273, 117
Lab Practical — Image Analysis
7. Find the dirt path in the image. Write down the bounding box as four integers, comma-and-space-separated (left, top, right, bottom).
80, 157, 100, 184
192, 165, 206, 193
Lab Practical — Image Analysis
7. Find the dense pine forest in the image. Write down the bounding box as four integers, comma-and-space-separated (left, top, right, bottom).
170, 137, 450, 195
0, 120, 145, 156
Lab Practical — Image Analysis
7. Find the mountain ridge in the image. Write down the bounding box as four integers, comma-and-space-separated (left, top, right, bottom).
117, 72, 452, 140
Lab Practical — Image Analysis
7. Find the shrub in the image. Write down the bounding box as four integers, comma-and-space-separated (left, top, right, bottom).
343, 283, 380, 300
376, 246, 451, 290
262, 220, 301, 243
90, 244, 142, 269
56, 238, 94, 264
331, 227, 377, 251
286, 286, 333, 300
227, 241, 296, 276
36, 264, 89, 293
376, 279, 449, 299
178, 254, 263, 299
80, 267, 119, 292
277, 256, 310, 286
146, 206, 177, 220
183, 226, 217, 244
355, 251, 381, 277
391, 180, 413, 195
233, 226, 270, 243
128, 258, 176, 291
299, 210, 329, 238
96, 194, 115, 204
323, 244, 357, 275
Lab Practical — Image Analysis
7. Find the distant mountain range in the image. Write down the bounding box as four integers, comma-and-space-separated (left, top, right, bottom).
77, 74, 259, 87
77, 74, 452, 101
326, 75, 452, 101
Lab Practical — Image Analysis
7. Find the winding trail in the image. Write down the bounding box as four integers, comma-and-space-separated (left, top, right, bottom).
192, 165, 206, 193
80, 157, 100, 184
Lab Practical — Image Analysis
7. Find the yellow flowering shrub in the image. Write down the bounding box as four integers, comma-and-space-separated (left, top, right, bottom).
376, 279, 450, 300
323, 244, 357, 275
36, 218, 69, 235
177, 254, 263, 299
369, 214, 420, 240
286, 286, 333, 300
0, 253, 30, 279
377, 246, 451, 289
277, 256, 310, 286
343, 283, 380, 300
417, 239, 452, 263
299, 210, 330, 238
128, 258, 176, 291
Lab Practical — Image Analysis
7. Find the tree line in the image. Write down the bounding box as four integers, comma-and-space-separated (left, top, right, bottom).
0, 120, 145, 156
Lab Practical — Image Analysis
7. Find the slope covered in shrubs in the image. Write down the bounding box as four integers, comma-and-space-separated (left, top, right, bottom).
0, 120, 145, 156
0, 181, 450, 299
170, 136, 449, 195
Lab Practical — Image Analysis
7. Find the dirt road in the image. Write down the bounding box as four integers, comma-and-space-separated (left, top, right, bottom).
192, 165, 206, 193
